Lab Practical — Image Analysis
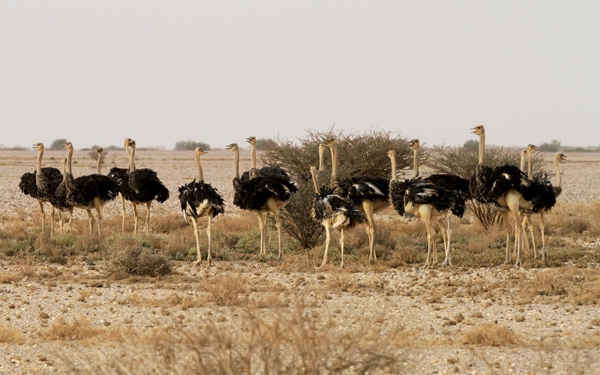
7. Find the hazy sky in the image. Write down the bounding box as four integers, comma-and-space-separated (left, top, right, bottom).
1, 1, 598, 150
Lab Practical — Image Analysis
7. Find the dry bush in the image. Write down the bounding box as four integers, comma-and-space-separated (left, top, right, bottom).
106, 238, 171, 278
57, 306, 403, 375
0, 325, 25, 344
42, 317, 103, 341
462, 324, 518, 346
151, 213, 188, 234
200, 274, 249, 306
0, 272, 21, 284
263, 128, 414, 249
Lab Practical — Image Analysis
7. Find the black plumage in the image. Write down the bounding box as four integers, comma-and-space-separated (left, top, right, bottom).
179, 180, 225, 221
426, 174, 471, 200
471, 163, 536, 206
48, 159, 74, 234
530, 171, 557, 213
311, 185, 364, 227
390, 177, 463, 218
334, 176, 390, 207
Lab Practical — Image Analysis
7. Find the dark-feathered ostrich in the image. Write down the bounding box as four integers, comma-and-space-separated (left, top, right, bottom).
107, 139, 134, 233
63, 142, 119, 236
49, 158, 74, 235
470, 125, 536, 266
178, 147, 225, 266
226, 142, 297, 260
19, 143, 63, 236
310, 162, 365, 268
407, 140, 467, 266
119, 138, 170, 234
525, 149, 566, 262
324, 137, 389, 263
388, 150, 464, 267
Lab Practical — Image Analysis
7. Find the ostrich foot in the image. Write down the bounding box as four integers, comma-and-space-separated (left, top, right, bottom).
442, 259, 452, 267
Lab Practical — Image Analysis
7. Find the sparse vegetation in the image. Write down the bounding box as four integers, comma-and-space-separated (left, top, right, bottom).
174, 140, 211, 151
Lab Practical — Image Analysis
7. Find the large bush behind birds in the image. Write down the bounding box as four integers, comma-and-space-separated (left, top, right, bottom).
262, 128, 416, 249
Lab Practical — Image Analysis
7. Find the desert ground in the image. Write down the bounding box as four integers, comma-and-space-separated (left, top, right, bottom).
0, 147, 599, 374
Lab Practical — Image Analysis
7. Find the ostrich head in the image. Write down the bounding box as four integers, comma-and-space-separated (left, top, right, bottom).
387, 149, 396, 160
408, 139, 420, 151
323, 137, 336, 148
63, 142, 73, 151
556, 152, 567, 162
33, 142, 44, 151
123, 138, 132, 149
526, 144, 537, 153
471, 125, 485, 136
97, 147, 104, 156
225, 143, 239, 152
246, 136, 256, 146
195, 147, 207, 157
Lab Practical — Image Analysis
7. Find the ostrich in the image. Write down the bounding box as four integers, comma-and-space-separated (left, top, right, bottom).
324, 137, 389, 262
19, 143, 62, 235
107, 139, 135, 233
470, 125, 536, 266
310, 164, 365, 268
63, 142, 119, 236
389, 150, 464, 267
226, 142, 297, 260
124, 139, 170, 234
49, 158, 74, 235
526, 150, 566, 262
407, 140, 467, 266
178, 147, 225, 266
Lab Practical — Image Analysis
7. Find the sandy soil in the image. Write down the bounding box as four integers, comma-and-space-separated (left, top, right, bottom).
1, 148, 599, 374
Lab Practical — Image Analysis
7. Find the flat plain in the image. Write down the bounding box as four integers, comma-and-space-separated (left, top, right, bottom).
0, 148, 599, 374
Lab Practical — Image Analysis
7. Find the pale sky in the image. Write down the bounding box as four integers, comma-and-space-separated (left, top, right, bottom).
1, 1, 598, 150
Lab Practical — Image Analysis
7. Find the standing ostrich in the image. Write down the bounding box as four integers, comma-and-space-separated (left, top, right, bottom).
526, 150, 566, 262
310, 164, 365, 268
407, 140, 467, 266
63, 142, 119, 236
123, 139, 170, 234
226, 142, 297, 260
324, 137, 389, 262
49, 158, 74, 235
19, 143, 62, 235
107, 139, 135, 233
389, 150, 464, 267
178, 147, 225, 266
470, 125, 536, 266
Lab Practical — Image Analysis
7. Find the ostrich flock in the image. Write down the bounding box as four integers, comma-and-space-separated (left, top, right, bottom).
18, 126, 566, 268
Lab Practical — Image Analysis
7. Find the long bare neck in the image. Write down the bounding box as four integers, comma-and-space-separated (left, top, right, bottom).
195, 153, 204, 181
66, 147, 74, 176
128, 145, 136, 172
318, 146, 325, 171
250, 143, 257, 177
233, 149, 240, 179
96, 152, 102, 174
390, 154, 397, 182
310, 167, 319, 193
478, 132, 485, 164
413, 147, 419, 177
520, 152, 526, 173
554, 154, 562, 191
330, 143, 338, 182
36, 148, 44, 175
527, 151, 533, 178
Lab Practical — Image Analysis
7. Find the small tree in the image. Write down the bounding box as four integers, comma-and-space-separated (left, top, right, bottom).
256, 138, 276, 151
262, 128, 415, 249
463, 139, 479, 152
539, 140, 561, 152
174, 140, 210, 151
50, 139, 67, 150
87, 145, 107, 162
428, 144, 545, 229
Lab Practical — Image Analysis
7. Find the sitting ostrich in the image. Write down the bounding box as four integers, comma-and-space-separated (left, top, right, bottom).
19, 142, 62, 235
178, 147, 225, 266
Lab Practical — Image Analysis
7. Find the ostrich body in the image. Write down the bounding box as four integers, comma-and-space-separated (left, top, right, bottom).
310, 163, 365, 268
63, 142, 119, 236
324, 137, 389, 262
471, 126, 536, 266
178, 147, 225, 266
19, 143, 62, 235
389, 150, 464, 267
407, 140, 467, 266
49, 158, 74, 235
120, 139, 170, 234
525, 151, 566, 262
226, 142, 297, 259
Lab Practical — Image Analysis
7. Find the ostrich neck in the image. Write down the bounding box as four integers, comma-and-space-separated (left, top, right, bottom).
195, 154, 204, 181
36, 148, 44, 175
478, 133, 485, 164
330, 144, 338, 182
310, 168, 319, 193
66, 147, 74, 177
554, 156, 562, 192
390, 155, 397, 182
129, 146, 136, 172
318, 146, 324, 171
233, 150, 240, 180
520, 153, 526, 173
527, 152, 533, 178
96, 153, 102, 174
250, 143, 257, 178
413, 148, 419, 177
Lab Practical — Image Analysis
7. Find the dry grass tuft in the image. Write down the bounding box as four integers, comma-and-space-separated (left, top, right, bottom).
0, 325, 26, 344
200, 274, 249, 306
106, 238, 171, 278
43, 317, 103, 341
462, 324, 518, 346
